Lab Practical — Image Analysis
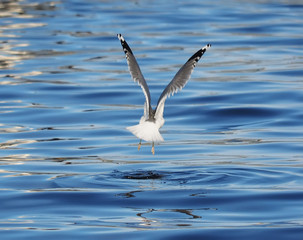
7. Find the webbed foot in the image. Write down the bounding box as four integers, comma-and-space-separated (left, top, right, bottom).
138, 140, 142, 151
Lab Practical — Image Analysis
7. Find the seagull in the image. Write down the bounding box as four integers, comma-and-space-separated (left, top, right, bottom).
117, 34, 211, 154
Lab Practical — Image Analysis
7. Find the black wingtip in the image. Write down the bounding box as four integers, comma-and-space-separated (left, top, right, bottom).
117, 34, 133, 55
187, 43, 211, 63
203, 43, 211, 50
117, 33, 124, 42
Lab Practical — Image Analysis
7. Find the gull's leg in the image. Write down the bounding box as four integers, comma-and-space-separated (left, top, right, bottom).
151, 142, 155, 155
138, 140, 142, 151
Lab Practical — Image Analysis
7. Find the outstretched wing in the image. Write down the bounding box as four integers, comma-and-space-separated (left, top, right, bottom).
117, 34, 152, 118
155, 44, 211, 120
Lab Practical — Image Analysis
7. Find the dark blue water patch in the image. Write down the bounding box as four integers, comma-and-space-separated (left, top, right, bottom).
255, 141, 303, 155
37, 84, 85, 92
221, 25, 275, 34
270, 2, 303, 10
266, 69, 303, 77
220, 21, 303, 35
163, 170, 232, 186
213, 37, 303, 47
50, 174, 123, 190
78, 127, 128, 138
0, 174, 59, 192
0, 86, 31, 100
1, 227, 301, 240
150, 228, 303, 240
182, 90, 303, 105
205, 106, 282, 120
165, 105, 286, 128
73, 90, 133, 105
264, 110, 303, 128
60, 0, 98, 15
269, 119, 303, 128
210, 166, 303, 187
0, 191, 122, 218
219, 9, 285, 22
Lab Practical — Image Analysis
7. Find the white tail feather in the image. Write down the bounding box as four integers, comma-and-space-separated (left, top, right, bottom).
126, 121, 164, 142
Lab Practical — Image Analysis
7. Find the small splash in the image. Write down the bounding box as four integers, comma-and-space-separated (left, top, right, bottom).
114, 170, 164, 180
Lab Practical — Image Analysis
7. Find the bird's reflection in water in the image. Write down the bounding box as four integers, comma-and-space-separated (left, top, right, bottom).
136, 208, 203, 227
115, 170, 215, 227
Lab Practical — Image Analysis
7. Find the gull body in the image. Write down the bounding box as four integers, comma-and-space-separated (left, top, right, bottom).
117, 34, 210, 154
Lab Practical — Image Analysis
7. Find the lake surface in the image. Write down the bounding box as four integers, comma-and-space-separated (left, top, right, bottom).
1, 0, 303, 239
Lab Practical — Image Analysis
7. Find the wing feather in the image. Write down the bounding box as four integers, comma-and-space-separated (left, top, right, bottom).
117, 34, 152, 117
155, 44, 211, 119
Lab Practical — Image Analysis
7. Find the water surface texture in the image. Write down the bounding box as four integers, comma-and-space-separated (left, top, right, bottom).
1, 0, 303, 239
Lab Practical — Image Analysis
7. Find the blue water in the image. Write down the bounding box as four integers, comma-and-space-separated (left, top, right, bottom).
1, 0, 303, 239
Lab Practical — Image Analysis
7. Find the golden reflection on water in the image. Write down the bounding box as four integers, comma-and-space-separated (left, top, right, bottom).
0, 139, 37, 149
0, 0, 63, 83
0, 1, 41, 69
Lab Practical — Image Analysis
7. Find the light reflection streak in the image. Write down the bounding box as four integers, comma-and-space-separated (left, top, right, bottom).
0, 0, 66, 78
0, 124, 27, 133
136, 208, 203, 227
0, 139, 37, 149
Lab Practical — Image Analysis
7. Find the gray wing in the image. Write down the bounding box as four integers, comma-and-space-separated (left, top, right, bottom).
155, 44, 211, 119
117, 34, 152, 118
